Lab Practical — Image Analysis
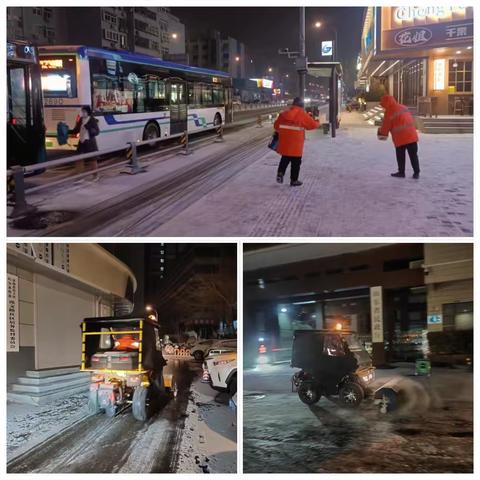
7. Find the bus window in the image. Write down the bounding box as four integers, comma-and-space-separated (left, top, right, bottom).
212, 85, 224, 106
145, 78, 167, 112
40, 55, 77, 98
189, 83, 202, 107
201, 84, 213, 106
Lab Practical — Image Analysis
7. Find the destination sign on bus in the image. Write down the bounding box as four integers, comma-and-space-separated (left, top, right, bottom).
40, 58, 65, 70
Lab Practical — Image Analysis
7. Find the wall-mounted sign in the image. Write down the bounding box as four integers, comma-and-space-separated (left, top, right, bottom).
7, 42, 37, 62
394, 6, 466, 23
370, 286, 383, 343
321, 40, 333, 56
394, 27, 433, 47
382, 19, 473, 50
433, 58, 446, 90
7, 274, 19, 352
427, 314, 442, 325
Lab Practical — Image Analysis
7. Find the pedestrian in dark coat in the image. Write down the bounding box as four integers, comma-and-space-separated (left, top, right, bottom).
70, 105, 100, 154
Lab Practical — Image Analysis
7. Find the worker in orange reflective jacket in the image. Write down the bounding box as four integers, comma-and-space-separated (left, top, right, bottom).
274, 97, 320, 186
377, 95, 420, 179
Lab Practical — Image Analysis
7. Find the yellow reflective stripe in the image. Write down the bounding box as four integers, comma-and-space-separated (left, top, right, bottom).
83, 330, 140, 335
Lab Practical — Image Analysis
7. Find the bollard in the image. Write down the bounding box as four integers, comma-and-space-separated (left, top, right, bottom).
121, 142, 146, 174
9, 166, 37, 218
214, 124, 225, 143
256, 115, 263, 128
178, 130, 193, 155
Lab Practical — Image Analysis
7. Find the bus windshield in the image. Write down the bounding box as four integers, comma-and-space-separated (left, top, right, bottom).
40, 55, 77, 98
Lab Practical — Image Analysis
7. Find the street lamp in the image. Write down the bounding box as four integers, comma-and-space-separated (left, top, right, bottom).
171, 33, 178, 39
235, 56, 240, 62
314, 21, 322, 28
268, 67, 273, 72
145, 305, 158, 322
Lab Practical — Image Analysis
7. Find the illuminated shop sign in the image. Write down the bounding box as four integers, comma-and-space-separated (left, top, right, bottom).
394, 6, 466, 23
250, 78, 273, 89
382, 19, 473, 50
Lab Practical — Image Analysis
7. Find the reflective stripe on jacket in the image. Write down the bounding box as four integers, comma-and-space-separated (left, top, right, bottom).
274, 106, 319, 157
378, 95, 418, 147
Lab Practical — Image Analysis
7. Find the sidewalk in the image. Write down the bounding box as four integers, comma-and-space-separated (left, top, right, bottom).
7, 393, 89, 462
176, 378, 236, 473
154, 111, 473, 236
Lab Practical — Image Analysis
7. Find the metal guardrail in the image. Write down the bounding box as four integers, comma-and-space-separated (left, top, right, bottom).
7, 113, 279, 219
232, 102, 285, 112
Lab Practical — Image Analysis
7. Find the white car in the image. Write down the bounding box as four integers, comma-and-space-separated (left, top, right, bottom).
204, 351, 237, 396
191, 338, 237, 361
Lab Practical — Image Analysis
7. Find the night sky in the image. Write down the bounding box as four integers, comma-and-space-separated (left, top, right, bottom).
172, 6, 365, 89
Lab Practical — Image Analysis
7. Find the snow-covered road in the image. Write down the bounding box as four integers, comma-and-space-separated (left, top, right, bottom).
243, 363, 473, 473
7, 362, 196, 473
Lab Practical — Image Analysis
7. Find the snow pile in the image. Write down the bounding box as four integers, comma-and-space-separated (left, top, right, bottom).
7, 393, 89, 462
176, 379, 236, 473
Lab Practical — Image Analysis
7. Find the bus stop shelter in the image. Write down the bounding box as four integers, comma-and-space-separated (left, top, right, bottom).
307, 62, 343, 138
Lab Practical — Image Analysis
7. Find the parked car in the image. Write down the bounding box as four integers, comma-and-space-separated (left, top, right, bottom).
204, 350, 237, 396
191, 338, 237, 361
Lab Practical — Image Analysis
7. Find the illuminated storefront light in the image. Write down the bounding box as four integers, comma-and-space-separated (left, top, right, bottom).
433, 58, 446, 89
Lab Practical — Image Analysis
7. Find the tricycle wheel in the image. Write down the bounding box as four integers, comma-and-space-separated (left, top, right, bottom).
338, 382, 364, 408
132, 385, 155, 421
298, 381, 320, 405
88, 389, 100, 414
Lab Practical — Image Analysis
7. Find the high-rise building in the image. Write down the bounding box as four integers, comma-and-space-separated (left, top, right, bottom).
7, 7, 186, 59
188, 30, 246, 78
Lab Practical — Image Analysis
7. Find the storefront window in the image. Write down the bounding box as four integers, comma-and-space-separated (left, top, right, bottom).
401, 59, 424, 107
448, 60, 472, 93
442, 302, 473, 330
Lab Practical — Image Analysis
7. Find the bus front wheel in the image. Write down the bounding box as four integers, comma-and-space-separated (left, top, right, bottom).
143, 122, 160, 148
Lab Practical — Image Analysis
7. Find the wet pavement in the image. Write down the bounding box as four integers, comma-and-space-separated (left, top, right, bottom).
243, 363, 473, 473
8, 361, 198, 473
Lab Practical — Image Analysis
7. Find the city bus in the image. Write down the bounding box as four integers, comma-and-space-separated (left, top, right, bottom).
7, 41, 46, 167
39, 46, 232, 151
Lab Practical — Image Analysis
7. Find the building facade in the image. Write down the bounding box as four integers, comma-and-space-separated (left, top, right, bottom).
155, 244, 237, 337
357, 6, 473, 115
188, 30, 246, 79
7, 6, 186, 59
7, 243, 136, 384
424, 243, 473, 332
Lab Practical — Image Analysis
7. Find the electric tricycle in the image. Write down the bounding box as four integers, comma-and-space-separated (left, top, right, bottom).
81, 315, 176, 421
291, 329, 375, 408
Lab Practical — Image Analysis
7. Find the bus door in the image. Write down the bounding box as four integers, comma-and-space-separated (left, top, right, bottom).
7, 59, 45, 167
168, 79, 187, 135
